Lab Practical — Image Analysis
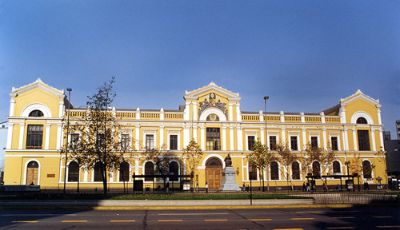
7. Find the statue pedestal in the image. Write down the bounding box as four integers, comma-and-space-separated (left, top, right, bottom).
221, 167, 240, 191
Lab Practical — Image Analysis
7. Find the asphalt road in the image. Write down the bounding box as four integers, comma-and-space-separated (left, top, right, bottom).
0, 206, 399, 229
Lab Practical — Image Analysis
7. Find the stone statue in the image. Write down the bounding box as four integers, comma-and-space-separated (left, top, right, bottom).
224, 154, 232, 167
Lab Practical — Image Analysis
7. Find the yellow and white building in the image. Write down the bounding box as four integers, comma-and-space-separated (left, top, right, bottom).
4, 79, 387, 191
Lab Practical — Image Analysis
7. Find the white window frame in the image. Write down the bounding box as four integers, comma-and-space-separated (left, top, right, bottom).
329, 135, 341, 151
309, 134, 320, 148
267, 132, 279, 151
289, 133, 300, 152
167, 130, 180, 151
245, 132, 257, 151
143, 130, 157, 150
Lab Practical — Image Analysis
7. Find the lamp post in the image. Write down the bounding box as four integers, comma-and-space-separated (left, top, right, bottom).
248, 164, 253, 206
263, 96, 269, 192
63, 88, 72, 195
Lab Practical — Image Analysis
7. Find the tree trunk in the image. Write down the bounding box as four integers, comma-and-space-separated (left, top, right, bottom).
261, 168, 265, 192
101, 163, 108, 196
266, 165, 270, 192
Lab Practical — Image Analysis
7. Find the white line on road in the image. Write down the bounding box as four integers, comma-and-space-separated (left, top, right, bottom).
158, 212, 229, 216
2, 214, 77, 217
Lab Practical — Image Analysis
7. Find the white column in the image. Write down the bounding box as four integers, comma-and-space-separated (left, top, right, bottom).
237, 126, 243, 151
322, 128, 327, 150
56, 124, 62, 150
281, 128, 286, 145
228, 103, 233, 121
160, 108, 164, 120
371, 127, 376, 151
222, 126, 227, 151
184, 125, 190, 147
183, 102, 190, 121
344, 128, 349, 151
302, 128, 307, 150
352, 128, 358, 151
6, 123, 13, 149
229, 126, 234, 151
339, 107, 347, 124
260, 128, 265, 144
259, 110, 264, 122
84, 165, 88, 182
135, 125, 140, 150
135, 157, 139, 175
300, 112, 305, 123
342, 128, 347, 151
9, 98, 16, 116
160, 125, 164, 149
280, 111, 285, 123
18, 122, 25, 149
320, 112, 326, 124
59, 101, 65, 118
193, 102, 198, 121
109, 170, 114, 182
45, 124, 51, 150
379, 127, 385, 151
193, 125, 198, 143
377, 107, 382, 125
135, 108, 140, 120
200, 125, 205, 150
236, 103, 242, 122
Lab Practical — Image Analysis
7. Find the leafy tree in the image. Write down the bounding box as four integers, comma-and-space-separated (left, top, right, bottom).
145, 146, 178, 190
276, 143, 297, 191
248, 140, 276, 191
69, 77, 127, 195
182, 139, 203, 187
303, 143, 336, 176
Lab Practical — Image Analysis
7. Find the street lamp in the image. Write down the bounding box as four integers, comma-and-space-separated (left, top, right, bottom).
263, 96, 269, 192
248, 163, 253, 206
63, 88, 72, 195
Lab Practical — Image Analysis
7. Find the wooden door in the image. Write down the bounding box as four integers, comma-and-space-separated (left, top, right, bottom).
26, 167, 38, 185
206, 168, 222, 190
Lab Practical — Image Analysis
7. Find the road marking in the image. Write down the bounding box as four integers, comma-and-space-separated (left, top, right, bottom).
296, 211, 323, 214
12, 220, 38, 223
335, 216, 356, 219
326, 227, 356, 230
61, 220, 88, 223
157, 219, 183, 222
249, 218, 272, 221
373, 216, 392, 219
376, 226, 400, 229
158, 212, 228, 216
290, 217, 315, 221
110, 220, 136, 223
273, 228, 304, 230
204, 219, 228, 222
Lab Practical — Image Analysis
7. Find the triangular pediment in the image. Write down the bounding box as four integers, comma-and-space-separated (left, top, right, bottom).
10, 78, 64, 98
340, 89, 381, 107
184, 82, 240, 101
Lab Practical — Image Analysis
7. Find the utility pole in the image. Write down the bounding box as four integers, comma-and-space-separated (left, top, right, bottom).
63, 88, 72, 194
263, 96, 269, 192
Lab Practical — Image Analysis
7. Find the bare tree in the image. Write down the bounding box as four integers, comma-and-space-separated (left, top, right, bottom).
249, 140, 276, 191
276, 143, 297, 191
303, 144, 336, 176
69, 77, 126, 195
145, 146, 178, 190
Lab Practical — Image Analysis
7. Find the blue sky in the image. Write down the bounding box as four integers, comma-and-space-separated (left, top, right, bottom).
1, 0, 399, 137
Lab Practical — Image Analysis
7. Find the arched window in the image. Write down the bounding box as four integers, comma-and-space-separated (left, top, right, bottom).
362, 161, 372, 179
145, 162, 154, 182
270, 162, 279, 180
292, 162, 300, 180
356, 117, 368, 124
248, 162, 257, 180
29, 110, 44, 117
68, 161, 79, 182
94, 162, 102, 182
206, 113, 219, 121
119, 161, 130, 182
26, 161, 39, 185
169, 161, 179, 181
333, 161, 341, 174
312, 161, 321, 178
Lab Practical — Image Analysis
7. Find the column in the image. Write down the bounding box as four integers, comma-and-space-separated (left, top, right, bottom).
379, 127, 385, 151
200, 125, 206, 150
236, 103, 242, 122
352, 128, 358, 151
56, 124, 62, 150
160, 125, 164, 149
302, 128, 307, 150
222, 125, 227, 151
193, 125, 198, 143
6, 123, 13, 149
184, 125, 190, 147
342, 128, 347, 151
228, 103, 233, 121
135, 124, 140, 150
18, 122, 25, 149
260, 128, 265, 145
9, 98, 16, 116
237, 126, 243, 151
322, 128, 327, 150
371, 127, 376, 151
281, 128, 286, 145
84, 165, 88, 182
344, 127, 349, 151
45, 124, 51, 150
230, 126, 234, 151
193, 102, 198, 121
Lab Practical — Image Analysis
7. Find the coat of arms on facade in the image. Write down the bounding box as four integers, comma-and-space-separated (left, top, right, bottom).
199, 93, 228, 117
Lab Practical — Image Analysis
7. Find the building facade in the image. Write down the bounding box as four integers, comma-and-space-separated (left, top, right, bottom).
4, 79, 387, 191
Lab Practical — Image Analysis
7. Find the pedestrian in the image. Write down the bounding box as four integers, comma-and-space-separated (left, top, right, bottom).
306, 182, 310, 192
242, 183, 246, 192
302, 182, 306, 192
205, 182, 208, 193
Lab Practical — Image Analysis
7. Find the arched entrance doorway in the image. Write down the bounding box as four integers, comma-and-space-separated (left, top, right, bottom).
205, 157, 223, 190
26, 161, 39, 185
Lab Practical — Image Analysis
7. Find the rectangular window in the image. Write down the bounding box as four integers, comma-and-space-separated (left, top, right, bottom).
70, 133, 79, 150
311, 136, 319, 149
247, 136, 255, 151
206, 128, 220, 150
26, 125, 43, 149
121, 134, 130, 151
331, 136, 338, 151
290, 136, 298, 151
169, 135, 178, 150
269, 136, 277, 150
145, 134, 155, 150
248, 163, 257, 180
358, 130, 370, 151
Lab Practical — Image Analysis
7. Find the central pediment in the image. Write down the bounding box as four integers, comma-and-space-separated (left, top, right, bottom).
184, 82, 240, 101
